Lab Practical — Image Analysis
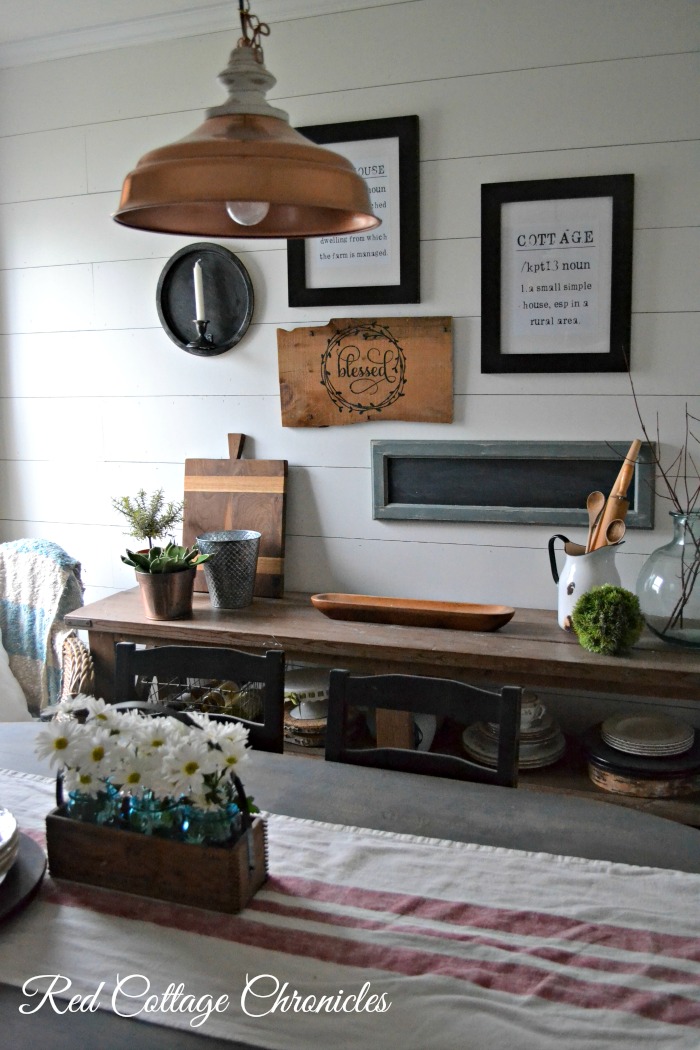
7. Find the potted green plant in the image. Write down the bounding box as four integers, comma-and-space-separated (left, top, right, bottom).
112, 489, 184, 550
121, 543, 210, 621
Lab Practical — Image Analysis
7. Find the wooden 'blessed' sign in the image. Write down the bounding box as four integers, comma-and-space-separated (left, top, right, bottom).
277, 316, 453, 427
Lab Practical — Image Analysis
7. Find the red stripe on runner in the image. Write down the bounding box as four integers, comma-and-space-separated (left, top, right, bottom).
40, 876, 700, 1029
268, 875, 700, 963
20, 827, 46, 847
246, 895, 700, 989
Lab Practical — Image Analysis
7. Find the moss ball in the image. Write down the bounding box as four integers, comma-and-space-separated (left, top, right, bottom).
571, 584, 645, 656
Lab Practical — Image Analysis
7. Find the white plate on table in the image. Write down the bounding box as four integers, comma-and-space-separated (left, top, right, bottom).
0, 808, 20, 880
0, 837, 19, 876
0, 807, 17, 848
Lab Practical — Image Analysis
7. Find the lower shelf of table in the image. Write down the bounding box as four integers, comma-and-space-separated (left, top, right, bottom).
516, 743, 700, 827
282, 733, 700, 828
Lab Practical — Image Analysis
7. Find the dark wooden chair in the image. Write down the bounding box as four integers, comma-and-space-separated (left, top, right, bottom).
114, 642, 285, 753
325, 671, 522, 787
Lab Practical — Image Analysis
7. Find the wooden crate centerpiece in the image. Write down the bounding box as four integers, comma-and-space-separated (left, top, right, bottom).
42, 702, 268, 914
46, 808, 267, 914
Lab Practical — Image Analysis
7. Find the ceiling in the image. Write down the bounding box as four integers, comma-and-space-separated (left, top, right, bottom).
0, 0, 390, 68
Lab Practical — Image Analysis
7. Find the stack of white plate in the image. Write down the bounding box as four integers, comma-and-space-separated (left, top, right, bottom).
462, 721, 566, 770
601, 714, 695, 757
0, 807, 19, 883
462, 692, 566, 771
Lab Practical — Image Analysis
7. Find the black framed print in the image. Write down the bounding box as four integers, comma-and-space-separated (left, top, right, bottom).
481, 174, 634, 373
287, 115, 420, 307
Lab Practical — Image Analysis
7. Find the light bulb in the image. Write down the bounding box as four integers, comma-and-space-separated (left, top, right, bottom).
226, 200, 270, 226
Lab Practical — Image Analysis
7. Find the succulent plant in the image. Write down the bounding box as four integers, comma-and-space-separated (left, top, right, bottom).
571, 584, 645, 656
121, 543, 209, 574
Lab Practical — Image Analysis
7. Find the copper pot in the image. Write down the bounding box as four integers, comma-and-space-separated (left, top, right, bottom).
135, 567, 196, 620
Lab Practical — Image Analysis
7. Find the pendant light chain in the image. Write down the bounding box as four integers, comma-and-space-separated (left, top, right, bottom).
238, 0, 270, 64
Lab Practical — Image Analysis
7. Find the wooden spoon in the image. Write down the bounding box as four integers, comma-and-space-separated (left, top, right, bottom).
605, 518, 626, 545
585, 491, 606, 553
589, 440, 641, 551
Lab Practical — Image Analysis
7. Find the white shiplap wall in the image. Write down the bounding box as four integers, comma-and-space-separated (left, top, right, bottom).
0, 0, 698, 622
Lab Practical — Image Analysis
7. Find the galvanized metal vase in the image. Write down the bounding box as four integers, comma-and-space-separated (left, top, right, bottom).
196, 530, 261, 609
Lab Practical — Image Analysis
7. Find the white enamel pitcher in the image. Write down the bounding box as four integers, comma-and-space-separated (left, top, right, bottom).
548, 534, 621, 631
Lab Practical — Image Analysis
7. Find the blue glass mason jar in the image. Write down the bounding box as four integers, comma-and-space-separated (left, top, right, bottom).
127, 790, 179, 837
66, 782, 120, 825
179, 802, 242, 846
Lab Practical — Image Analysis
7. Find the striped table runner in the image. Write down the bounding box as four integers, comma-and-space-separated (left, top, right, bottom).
1, 768, 698, 1049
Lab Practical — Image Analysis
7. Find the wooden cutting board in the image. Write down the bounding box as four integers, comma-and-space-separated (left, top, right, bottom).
182, 434, 287, 598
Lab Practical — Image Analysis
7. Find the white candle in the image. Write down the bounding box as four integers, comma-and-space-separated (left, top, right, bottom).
193, 259, 206, 320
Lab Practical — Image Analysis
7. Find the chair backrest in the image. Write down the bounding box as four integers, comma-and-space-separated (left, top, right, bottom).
114, 642, 285, 753
325, 671, 521, 787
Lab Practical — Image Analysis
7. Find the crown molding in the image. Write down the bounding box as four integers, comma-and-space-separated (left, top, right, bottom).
0, 0, 399, 70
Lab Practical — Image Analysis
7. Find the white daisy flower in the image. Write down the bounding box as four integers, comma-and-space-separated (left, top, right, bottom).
36, 702, 257, 822
51, 695, 90, 720
70, 726, 115, 773
164, 737, 217, 796
184, 710, 219, 741
35, 720, 81, 768
216, 734, 249, 770
115, 749, 164, 798
80, 696, 113, 723
131, 715, 180, 754
184, 781, 213, 810
183, 710, 209, 728
63, 767, 104, 798
208, 717, 249, 746
96, 706, 146, 736
190, 714, 250, 755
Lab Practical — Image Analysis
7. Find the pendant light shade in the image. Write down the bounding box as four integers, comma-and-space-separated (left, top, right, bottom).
113, 5, 379, 239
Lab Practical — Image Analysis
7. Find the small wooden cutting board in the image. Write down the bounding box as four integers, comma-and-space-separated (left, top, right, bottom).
182, 434, 287, 598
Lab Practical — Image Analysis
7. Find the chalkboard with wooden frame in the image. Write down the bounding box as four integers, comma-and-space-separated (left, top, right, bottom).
372, 440, 654, 527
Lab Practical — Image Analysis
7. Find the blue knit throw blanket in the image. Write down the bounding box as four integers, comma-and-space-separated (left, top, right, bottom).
0, 539, 84, 714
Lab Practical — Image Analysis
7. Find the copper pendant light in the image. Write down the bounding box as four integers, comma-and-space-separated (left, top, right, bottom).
113, 1, 380, 239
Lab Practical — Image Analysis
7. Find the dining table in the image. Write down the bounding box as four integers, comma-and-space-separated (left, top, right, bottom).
1, 721, 699, 1049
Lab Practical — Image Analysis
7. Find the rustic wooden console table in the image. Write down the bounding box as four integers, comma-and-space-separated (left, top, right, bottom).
67, 588, 700, 705
66, 589, 700, 825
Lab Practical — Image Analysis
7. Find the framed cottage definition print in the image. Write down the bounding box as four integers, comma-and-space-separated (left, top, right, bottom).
287, 115, 420, 307
481, 174, 634, 373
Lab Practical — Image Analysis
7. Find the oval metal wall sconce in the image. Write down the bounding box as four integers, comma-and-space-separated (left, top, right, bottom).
156, 243, 254, 357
